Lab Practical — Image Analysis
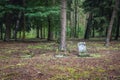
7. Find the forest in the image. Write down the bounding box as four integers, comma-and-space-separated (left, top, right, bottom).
0, 0, 120, 80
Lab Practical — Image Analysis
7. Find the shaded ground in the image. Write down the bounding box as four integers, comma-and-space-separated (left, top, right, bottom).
0, 40, 120, 80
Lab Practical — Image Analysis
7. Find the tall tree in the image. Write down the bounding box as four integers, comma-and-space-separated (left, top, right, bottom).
13, 11, 22, 40
74, 0, 78, 38
105, 0, 119, 47
47, 16, 53, 41
60, 0, 67, 51
4, 13, 12, 41
115, 2, 120, 40
114, 14, 120, 40
22, 0, 26, 40
84, 13, 92, 39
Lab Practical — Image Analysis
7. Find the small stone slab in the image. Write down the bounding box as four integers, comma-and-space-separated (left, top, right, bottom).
78, 42, 87, 53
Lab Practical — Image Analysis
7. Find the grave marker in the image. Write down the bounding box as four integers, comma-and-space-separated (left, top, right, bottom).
78, 42, 87, 53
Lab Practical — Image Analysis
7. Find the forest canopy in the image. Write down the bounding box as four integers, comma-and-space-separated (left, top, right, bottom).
0, 0, 119, 47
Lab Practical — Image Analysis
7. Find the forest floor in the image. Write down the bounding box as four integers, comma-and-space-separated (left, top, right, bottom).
0, 40, 120, 80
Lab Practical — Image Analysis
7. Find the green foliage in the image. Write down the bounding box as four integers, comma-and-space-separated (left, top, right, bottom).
82, 0, 119, 38
26, 6, 60, 18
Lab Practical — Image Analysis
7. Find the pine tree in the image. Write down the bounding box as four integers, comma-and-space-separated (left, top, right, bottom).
60, 0, 67, 51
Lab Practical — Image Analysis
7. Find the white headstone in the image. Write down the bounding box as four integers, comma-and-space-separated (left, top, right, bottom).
78, 42, 86, 53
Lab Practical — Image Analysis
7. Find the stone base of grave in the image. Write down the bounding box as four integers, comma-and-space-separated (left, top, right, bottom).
55, 54, 67, 58
78, 53, 90, 57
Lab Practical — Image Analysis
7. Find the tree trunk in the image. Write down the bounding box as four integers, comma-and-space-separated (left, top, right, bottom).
105, 0, 119, 47
70, 11, 74, 38
92, 26, 95, 38
4, 14, 11, 41
5, 23, 11, 41
0, 22, 3, 40
84, 13, 92, 39
19, 31, 22, 39
22, 13, 26, 40
22, 0, 26, 40
14, 12, 21, 41
114, 2, 120, 40
115, 15, 120, 40
105, 27, 107, 37
74, 0, 78, 38
43, 26, 46, 39
40, 22, 43, 39
60, 0, 67, 51
36, 25, 40, 38
47, 17, 53, 41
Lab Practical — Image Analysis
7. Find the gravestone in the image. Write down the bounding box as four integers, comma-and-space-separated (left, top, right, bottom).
78, 42, 87, 53
78, 42, 90, 57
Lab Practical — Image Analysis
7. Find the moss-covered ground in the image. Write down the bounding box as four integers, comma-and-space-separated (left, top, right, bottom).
0, 40, 120, 80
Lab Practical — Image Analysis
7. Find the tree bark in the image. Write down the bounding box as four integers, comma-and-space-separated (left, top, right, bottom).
0, 21, 3, 40
74, 0, 78, 38
4, 13, 11, 41
105, 0, 119, 47
92, 26, 95, 38
70, 11, 74, 38
19, 31, 22, 39
47, 16, 53, 41
22, 13, 26, 40
13, 12, 21, 41
36, 24, 40, 38
5, 24, 11, 41
115, 15, 120, 40
43, 26, 46, 39
40, 22, 43, 39
115, 1, 120, 40
60, 0, 67, 51
84, 13, 92, 39
22, 0, 26, 40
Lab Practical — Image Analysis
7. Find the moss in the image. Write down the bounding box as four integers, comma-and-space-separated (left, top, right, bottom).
78, 71, 90, 78
36, 64, 45, 69
48, 74, 69, 80
49, 70, 91, 80
90, 54, 102, 58
6, 50, 17, 54
67, 67, 76, 74
21, 54, 33, 58
96, 68, 105, 73
49, 66, 91, 80
88, 66, 106, 79
22, 50, 30, 54
1, 72, 19, 80
56, 66, 67, 72
78, 53, 90, 57
0, 56, 9, 59
2, 63, 26, 69
27, 45, 54, 50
